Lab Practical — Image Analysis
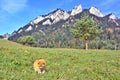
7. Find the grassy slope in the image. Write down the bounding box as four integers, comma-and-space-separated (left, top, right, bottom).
0, 39, 120, 80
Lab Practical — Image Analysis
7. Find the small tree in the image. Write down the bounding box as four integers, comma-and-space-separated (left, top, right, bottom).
71, 15, 100, 50
17, 36, 35, 46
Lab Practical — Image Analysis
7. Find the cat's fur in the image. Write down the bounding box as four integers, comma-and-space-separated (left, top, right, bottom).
33, 59, 46, 74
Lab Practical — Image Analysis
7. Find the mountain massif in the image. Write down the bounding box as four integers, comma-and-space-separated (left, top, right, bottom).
6, 5, 120, 49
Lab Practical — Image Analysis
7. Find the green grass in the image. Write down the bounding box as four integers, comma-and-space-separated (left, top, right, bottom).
0, 39, 120, 80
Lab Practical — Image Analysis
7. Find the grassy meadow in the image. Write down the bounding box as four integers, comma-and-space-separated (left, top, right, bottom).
0, 39, 120, 80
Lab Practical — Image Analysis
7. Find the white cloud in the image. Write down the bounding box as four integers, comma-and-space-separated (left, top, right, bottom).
0, 0, 28, 14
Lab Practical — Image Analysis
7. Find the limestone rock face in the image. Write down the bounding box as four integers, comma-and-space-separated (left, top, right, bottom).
71, 5, 82, 16
45, 9, 70, 24
89, 7, 104, 17
109, 13, 116, 19
25, 26, 32, 32
42, 19, 52, 25
33, 16, 44, 24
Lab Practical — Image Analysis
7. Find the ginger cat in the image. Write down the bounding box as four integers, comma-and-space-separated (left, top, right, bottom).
33, 59, 46, 74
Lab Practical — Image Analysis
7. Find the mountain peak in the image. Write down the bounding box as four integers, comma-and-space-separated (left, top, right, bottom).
89, 6, 104, 17
42, 8, 70, 25
31, 8, 69, 26
49, 8, 64, 15
108, 13, 116, 19
71, 4, 82, 16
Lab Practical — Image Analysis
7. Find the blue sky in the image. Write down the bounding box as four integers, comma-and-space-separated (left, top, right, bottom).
0, 0, 120, 35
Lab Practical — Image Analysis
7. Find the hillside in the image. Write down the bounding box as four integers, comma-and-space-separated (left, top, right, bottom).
0, 39, 24, 48
7, 5, 120, 49
0, 39, 120, 79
